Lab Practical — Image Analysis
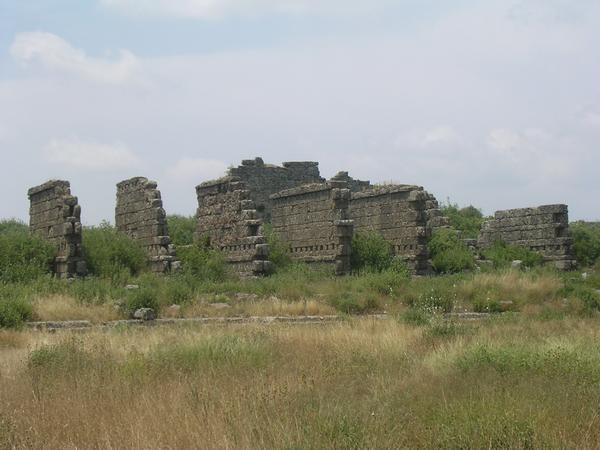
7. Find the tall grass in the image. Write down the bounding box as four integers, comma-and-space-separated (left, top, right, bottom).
3, 318, 600, 448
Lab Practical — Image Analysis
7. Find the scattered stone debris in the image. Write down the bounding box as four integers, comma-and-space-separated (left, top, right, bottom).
209, 303, 231, 310
133, 308, 156, 321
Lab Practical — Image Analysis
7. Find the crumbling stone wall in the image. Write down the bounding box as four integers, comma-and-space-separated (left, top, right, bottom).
115, 177, 178, 274
227, 157, 325, 220
478, 204, 576, 270
330, 171, 371, 193
28, 180, 87, 278
195, 176, 271, 275
424, 192, 450, 230
350, 185, 435, 275
270, 181, 353, 275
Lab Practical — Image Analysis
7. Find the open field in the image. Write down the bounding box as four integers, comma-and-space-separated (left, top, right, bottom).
3, 315, 600, 449
2, 219, 600, 448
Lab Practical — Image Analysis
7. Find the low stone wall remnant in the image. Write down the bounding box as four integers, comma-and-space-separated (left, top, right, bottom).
350, 185, 437, 275
195, 176, 271, 276
270, 180, 353, 275
115, 177, 178, 274
28, 180, 87, 278
478, 204, 576, 270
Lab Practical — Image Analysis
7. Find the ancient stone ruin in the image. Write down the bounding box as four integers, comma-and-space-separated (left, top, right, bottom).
270, 180, 353, 275
478, 204, 576, 270
28, 180, 87, 278
24, 158, 578, 281
227, 158, 326, 220
195, 176, 272, 276
350, 185, 437, 275
330, 171, 372, 193
115, 177, 178, 274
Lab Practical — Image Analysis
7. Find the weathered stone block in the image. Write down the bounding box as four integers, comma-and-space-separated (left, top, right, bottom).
28, 180, 87, 278
115, 177, 178, 274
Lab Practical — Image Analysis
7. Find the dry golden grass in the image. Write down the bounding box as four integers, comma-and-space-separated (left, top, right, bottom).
31, 294, 121, 323
3, 316, 600, 449
455, 269, 563, 306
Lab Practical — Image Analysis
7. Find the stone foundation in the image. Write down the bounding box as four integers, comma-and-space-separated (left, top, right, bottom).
28, 180, 87, 278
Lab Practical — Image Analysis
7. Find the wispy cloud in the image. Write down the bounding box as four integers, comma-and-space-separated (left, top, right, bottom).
165, 158, 228, 183
44, 137, 140, 170
10, 32, 142, 85
99, 0, 397, 19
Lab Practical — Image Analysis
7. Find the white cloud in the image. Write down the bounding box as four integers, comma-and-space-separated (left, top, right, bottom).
165, 158, 228, 183
395, 126, 462, 151
44, 137, 140, 170
487, 128, 574, 178
584, 112, 600, 127
10, 32, 141, 84
99, 0, 395, 19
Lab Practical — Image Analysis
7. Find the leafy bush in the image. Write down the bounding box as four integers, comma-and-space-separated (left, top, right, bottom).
262, 223, 291, 269
166, 215, 196, 246
481, 241, 543, 269
0, 227, 55, 283
425, 320, 471, 339
400, 307, 432, 326
82, 222, 147, 280
351, 232, 394, 273
177, 244, 227, 281
328, 292, 380, 314
571, 221, 600, 268
124, 287, 160, 314
428, 228, 475, 274
0, 296, 32, 328
441, 202, 485, 238
0, 219, 29, 235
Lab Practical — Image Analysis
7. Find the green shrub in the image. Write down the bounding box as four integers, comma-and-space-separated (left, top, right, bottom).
351, 232, 394, 273
481, 241, 543, 269
0, 228, 55, 283
82, 222, 147, 280
414, 285, 456, 313
571, 221, 600, 268
262, 223, 291, 270
124, 287, 159, 314
425, 320, 471, 339
0, 219, 29, 235
400, 307, 432, 326
159, 277, 195, 305
177, 244, 227, 281
440, 202, 485, 238
166, 215, 196, 246
428, 228, 475, 274
0, 297, 32, 328
328, 292, 380, 314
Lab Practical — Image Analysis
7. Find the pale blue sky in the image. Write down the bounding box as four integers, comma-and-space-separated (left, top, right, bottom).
1, 0, 599, 223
